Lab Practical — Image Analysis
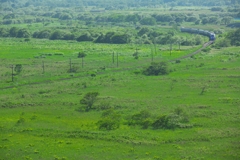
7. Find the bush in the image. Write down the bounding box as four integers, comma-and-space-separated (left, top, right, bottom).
152, 107, 189, 130
175, 59, 181, 63
202, 47, 211, 52
80, 92, 99, 112
152, 115, 169, 129
128, 110, 152, 128
76, 32, 93, 42
16, 117, 25, 125
78, 52, 86, 58
213, 38, 231, 48
143, 61, 170, 76
97, 109, 121, 130
96, 101, 112, 110
14, 64, 23, 74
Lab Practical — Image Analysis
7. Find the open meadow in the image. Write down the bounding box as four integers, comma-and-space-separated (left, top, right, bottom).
0, 38, 240, 160
1, 1, 240, 159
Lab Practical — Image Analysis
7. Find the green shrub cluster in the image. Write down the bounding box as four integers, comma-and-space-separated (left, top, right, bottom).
128, 107, 191, 130
97, 109, 121, 131
143, 61, 170, 76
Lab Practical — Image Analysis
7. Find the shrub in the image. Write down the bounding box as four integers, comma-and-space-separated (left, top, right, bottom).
152, 107, 189, 130
14, 64, 23, 74
143, 61, 170, 76
80, 92, 99, 112
128, 110, 152, 129
97, 109, 121, 130
16, 117, 25, 125
152, 115, 169, 129
68, 66, 78, 73
175, 59, 181, 63
96, 101, 112, 110
78, 52, 87, 58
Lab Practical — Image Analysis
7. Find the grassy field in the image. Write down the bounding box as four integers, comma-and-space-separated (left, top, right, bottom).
0, 37, 203, 88
0, 35, 240, 160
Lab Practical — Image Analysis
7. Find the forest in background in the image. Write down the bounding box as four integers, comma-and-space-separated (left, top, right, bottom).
1, 0, 240, 9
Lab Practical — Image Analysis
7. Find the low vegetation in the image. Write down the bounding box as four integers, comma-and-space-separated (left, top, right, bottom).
0, 1, 240, 160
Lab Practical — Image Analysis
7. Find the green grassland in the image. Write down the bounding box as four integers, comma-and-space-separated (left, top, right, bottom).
0, 3, 240, 159
0, 37, 204, 88
0, 36, 240, 160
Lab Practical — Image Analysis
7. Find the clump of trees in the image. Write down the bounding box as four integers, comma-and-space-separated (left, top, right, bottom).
143, 61, 170, 76
214, 28, 240, 48
227, 28, 240, 46
127, 107, 191, 130
94, 32, 129, 44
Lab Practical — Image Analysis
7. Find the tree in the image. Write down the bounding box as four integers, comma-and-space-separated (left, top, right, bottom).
227, 28, 240, 46
37, 30, 52, 39
9, 27, 19, 37
126, 14, 141, 23
137, 27, 151, 36
76, 32, 93, 42
195, 19, 201, 25
201, 17, 209, 25
221, 16, 233, 25
17, 28, 30, 38
63, 33, 75, 40
154, 14, 174, 22
111, 34, 129, 44
80, 92, 99, 112
237, 12, 240, 18
194, 35, 203, 45
186, 16, 198, 22
140, 17, 156, 25
49, 30, 64, 40
59, 13, 72, 20
214, 38, 231, 48
0, 28, 9, 37
94, 32, 115, 43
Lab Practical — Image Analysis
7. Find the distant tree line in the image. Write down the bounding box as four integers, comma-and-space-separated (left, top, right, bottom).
1, 11, 235, 26
1, 0, 240, 9
0, 26, 207, 46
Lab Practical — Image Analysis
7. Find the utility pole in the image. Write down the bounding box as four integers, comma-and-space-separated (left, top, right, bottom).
11, 65, 14, 82
170, 42, 172, 56
154, 38, 157, 55
42, 61, 45, 74
117, 52, 119, 68
82, 57, 84, 68
112, 52, 114, 64
151, 47, 154, 62
69, 58, 72, 73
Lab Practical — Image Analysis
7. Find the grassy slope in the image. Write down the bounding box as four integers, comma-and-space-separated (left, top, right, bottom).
0, 38, 240, 159
0, 38, 202, 88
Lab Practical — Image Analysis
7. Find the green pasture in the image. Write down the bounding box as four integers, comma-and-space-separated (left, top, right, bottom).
0, 4, 240, 159
0, 37, 240, 159
0, 38, 203, 88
